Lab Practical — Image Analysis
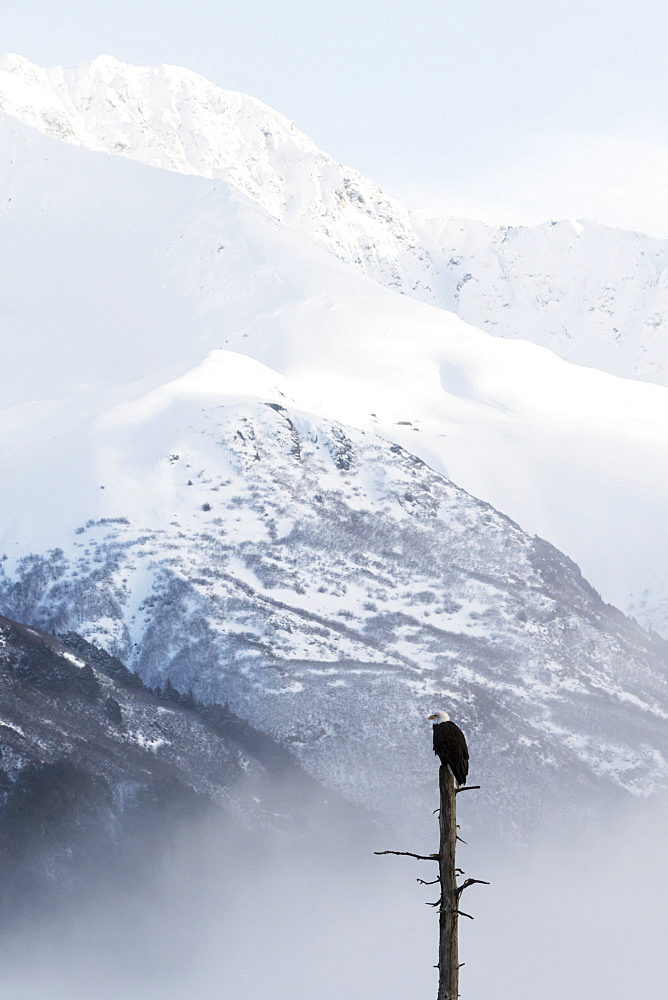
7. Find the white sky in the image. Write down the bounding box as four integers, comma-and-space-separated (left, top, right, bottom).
3, 0, 668, 235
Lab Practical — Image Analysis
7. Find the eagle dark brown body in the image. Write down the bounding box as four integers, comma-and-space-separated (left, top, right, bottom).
431, 717, 469, 786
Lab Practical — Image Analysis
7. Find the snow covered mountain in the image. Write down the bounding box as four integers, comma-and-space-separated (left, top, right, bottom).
2, 383, 667, 834
3, 54, 668, 387
1, 91, 668, 635
2, 54, 668, 833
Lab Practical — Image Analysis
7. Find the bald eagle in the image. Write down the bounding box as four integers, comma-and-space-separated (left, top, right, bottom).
428, 711, 469, 786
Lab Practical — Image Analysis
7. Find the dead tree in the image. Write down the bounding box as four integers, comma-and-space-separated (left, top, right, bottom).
375, 770, 486, 999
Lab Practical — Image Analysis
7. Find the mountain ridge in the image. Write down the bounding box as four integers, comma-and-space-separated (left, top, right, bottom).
4, 53, 668, 388
0, 52, 438, 304
0, 609, 370, 911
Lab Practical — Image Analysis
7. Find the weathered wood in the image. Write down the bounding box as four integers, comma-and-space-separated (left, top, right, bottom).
373, 850, 440, 861
373, 738, 485, 997
437, 765, 458, 1000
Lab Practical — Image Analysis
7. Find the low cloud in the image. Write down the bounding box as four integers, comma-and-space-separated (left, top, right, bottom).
0, 785, 665, 1000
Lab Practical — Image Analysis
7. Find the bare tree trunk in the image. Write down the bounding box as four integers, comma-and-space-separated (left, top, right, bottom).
437, 765, 458, 1000
373, 766, 485, 998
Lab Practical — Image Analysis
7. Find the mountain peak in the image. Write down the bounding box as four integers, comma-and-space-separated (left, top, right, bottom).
0, 52, 435, 301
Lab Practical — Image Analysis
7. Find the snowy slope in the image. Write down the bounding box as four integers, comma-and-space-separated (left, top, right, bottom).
3, 54, 668, 387
414, 215, 668, 385
1, 108, 668, 636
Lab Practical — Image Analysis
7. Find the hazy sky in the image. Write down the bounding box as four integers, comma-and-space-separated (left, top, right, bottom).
3, 1, 668, 233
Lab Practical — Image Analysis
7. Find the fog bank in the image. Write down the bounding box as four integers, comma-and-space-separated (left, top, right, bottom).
0, 786, 666, 1000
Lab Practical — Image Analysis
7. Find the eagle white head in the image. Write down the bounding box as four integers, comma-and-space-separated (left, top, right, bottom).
428, 711, 450, 723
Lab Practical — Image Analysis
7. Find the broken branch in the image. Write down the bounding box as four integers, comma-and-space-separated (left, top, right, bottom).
374, 850, 440, 861
455, 878, 490, 896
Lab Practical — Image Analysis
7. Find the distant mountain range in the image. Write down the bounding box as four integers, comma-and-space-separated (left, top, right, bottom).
1, 54, 667, 843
